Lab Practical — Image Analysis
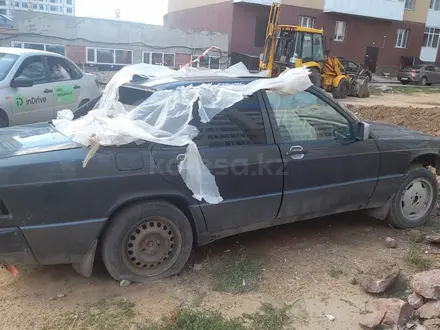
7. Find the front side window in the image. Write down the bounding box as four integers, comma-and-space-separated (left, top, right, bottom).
266, 91, 352, 142
191, 93, 266, 148
15, 56, 47, 84
0, 53, 19, 81
46, 56, 73, 81
396, 29, 409, 48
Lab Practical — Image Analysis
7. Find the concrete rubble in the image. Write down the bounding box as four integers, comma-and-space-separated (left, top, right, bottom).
359, 269, 440, 329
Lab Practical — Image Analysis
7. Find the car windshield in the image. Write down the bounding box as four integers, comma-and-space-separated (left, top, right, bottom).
0, 53, 19, 81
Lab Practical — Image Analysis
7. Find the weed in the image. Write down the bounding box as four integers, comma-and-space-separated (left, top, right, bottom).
144, 303, 292, 330
328, 267, 344, 279
404, 243, 433, 272
42, 298, 139, 330
206, 248, 262, 294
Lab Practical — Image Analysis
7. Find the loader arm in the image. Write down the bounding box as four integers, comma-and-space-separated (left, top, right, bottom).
260, 2, 280, 76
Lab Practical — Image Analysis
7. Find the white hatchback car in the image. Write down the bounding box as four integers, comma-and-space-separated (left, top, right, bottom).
0, 47, 100, 127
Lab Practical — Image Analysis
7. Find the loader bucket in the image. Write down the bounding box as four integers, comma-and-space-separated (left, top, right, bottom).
349, 77, 370, 98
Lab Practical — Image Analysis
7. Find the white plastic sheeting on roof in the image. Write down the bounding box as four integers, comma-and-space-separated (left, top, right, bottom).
53, 62, 312, 204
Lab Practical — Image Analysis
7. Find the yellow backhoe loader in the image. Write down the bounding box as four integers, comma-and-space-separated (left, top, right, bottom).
259, 3, 369, 99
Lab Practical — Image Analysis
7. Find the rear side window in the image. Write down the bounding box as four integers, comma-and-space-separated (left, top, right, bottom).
192, 93, 266, 148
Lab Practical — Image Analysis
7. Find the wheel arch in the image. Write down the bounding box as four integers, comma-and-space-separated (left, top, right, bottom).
0, 108, 9, 126
101, 194, 207, 247
410, 153, 440, 171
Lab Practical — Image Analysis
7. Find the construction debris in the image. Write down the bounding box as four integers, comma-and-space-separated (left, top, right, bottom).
356, 262, 400, 294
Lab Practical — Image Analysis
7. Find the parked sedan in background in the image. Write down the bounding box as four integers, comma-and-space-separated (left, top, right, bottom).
0, 47, 100, 127
0, 75, 439, 284
398, 64, 440, 86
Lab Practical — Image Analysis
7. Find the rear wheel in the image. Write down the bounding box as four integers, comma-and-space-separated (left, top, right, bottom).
332, 78, 350, 99
421, 76, 428, 86
400, 81, 409, 85
387, 166, 438, 228
101, 200, 193, 283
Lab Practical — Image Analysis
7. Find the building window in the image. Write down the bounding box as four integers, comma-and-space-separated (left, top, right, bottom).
11, 41, 65, 55
396, 28, 409, 48
39, 4, 44, 9
115, 50, 133, 65
50, 0, 56, 3
0, 0, 6, 6
87, 48, 134, 65
191, 55, 220, 69
66, 0, 72, 4
299, 16, 315, 28
142, 52, 151, 64
163, 53, 175, 67
334, 21, 346, 42
0, 9, 6, 14
405, 0, 414, 9
14, 1, 19, 7
66, 7, 72, 13
423, 27, 440, 48
50, 5, 57, 11
21, 2, 27, 8
430, 0, 440, 10
32, 3, 37, 9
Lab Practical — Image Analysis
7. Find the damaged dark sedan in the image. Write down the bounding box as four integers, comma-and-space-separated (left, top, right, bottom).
1, 75, 440, 283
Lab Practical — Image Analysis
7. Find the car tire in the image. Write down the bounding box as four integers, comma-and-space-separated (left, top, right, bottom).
421, 77, 427, 86
400, 81, 409, 85
0, 117, 7, 128
101, 200, 193, 283
387, 166, 438, 229
332, 78, 350, 99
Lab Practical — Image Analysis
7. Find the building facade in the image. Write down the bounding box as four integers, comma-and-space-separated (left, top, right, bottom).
165, 0, 439, 74
0, 0, 75, 17
0, 11, 229, 71
420, 0, 440, 62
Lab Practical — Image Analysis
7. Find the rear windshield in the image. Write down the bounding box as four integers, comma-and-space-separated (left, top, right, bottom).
0, 53, 19, 81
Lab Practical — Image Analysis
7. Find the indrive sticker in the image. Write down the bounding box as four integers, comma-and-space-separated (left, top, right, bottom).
54, 86, 74, 103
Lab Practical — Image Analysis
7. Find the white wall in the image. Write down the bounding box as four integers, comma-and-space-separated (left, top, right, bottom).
324, 0, 405, 21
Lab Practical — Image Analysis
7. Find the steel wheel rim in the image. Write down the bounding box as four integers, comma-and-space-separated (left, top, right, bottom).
122, 216, 182, 277
400, 177, 434, 222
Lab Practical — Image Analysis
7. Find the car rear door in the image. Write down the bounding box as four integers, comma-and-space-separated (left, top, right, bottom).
262, 88, 381, 219
152, 91, 283, 233
44, 55, 81, 118
10, 55, 55, 126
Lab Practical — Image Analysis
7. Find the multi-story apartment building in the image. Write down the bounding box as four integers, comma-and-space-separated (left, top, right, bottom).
0, 0, 75, 17
165, 0, 438, 74
421, 0, 440, 62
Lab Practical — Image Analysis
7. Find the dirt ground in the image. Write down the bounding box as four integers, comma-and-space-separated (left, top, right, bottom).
1, 91, 440, 330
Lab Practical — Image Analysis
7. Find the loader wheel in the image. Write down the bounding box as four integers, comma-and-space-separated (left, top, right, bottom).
332, 79, 349, 99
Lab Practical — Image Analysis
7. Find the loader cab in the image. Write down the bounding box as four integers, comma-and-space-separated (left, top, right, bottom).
262, 26, 327, 77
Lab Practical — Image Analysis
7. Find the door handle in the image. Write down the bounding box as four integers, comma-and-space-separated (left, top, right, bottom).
286, 145, 307, 160
171, 154, 186, 165
43, 88, 52, 93
74, 85, 80, 89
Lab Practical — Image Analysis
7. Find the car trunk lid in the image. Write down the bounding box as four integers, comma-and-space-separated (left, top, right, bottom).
0, 122, 82, 159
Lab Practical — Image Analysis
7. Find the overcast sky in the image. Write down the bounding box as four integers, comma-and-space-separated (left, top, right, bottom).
75, 0, 168, 25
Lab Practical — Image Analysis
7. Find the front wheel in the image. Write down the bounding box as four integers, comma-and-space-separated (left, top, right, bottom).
421, 77, 428, 86
332, 78, 350, 99
101, 200, 194, 283
387, 166, 438, 228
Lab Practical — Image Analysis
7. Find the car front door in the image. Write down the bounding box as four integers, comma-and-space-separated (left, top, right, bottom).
425, 66, 435, 84
152, 91, 283, 234
263, 89, 381, 219
44, 55, 81, 118
10, 56, 55, 126
433, 66, 440, 84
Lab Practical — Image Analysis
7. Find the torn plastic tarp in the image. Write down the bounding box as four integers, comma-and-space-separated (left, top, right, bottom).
53, 62, 312, 204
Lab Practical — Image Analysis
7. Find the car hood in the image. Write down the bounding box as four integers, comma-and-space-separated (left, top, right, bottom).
0, 122, 82, 159
368, 121, 438, 140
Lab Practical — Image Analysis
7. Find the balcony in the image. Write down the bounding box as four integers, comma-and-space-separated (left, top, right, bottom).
427, 9, 440, 28
232, 0, 273, 5
324, 0, 405, 21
